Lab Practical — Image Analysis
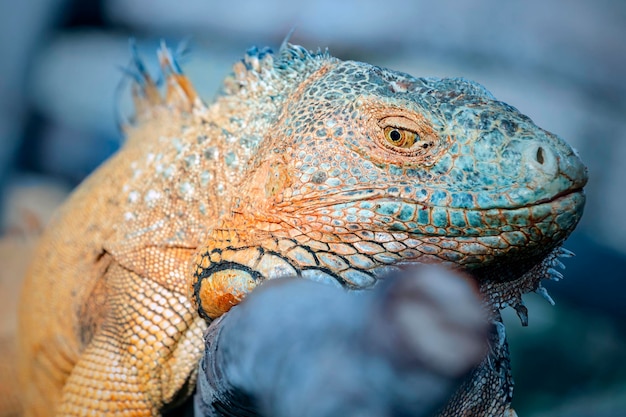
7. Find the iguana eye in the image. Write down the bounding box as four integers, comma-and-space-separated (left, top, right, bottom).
378, 116, 426, 153
357, 107, 442, 165
384, 126, 419, 148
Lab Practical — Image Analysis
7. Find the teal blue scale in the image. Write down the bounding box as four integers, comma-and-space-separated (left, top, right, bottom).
396, 204, 416, 222
449, 210, 467, 228
375, 202, 401, 216
431, 208, 449, 228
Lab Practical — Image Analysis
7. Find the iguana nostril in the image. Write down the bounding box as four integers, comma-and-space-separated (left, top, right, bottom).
536, 147, 545, 165
524, 142, 557, 177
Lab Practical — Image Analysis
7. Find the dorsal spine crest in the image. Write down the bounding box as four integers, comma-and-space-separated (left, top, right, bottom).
222, 43, 333, 99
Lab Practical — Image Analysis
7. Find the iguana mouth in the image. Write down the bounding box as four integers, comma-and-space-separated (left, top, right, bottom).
288, 189, 586, 239
528, 186, 585, 207
287, 184, 586, 214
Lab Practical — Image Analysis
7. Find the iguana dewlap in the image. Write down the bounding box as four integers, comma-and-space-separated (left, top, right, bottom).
16, 42, 587, 416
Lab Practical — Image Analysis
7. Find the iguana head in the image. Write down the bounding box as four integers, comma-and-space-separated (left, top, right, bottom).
191, 44, 587, 320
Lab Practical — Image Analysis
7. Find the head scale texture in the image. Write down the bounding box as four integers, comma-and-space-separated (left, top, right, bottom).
191, 43, 587, 320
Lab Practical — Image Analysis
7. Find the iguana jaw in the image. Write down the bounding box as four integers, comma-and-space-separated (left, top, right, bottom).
191, 188, 584, 321
280, 185, 585, 263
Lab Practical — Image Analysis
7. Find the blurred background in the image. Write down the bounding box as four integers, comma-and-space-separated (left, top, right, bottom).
0, 0, 624, 415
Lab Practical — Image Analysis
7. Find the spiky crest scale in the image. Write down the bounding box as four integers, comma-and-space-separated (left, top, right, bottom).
125, 41, 334, 132
220, 43, 334, 100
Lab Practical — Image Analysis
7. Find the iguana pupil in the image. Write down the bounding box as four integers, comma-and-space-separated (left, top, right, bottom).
383, 126, 418, 148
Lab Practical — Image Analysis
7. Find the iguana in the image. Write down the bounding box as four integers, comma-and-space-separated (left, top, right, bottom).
14, 41, 587, 416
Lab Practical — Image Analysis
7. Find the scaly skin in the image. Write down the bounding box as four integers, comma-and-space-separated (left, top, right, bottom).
16, 42, 587, 417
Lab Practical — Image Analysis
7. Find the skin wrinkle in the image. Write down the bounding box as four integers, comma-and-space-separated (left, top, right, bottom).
14, 42, 587, 417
